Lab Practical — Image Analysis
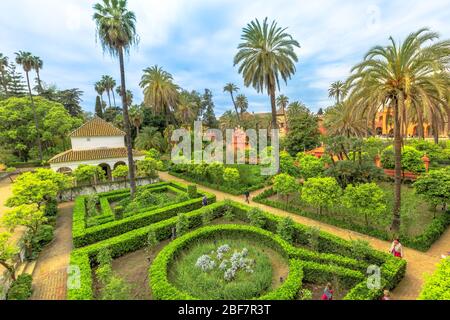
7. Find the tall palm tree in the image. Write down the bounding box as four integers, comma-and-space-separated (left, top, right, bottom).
0, 53, 9, 94
140, 65, 179, 124
346, 28, 450, 232
15, 51, 43, 161
323, 101, 366, 138
101, 75, 116, 107
234, 17, 300, 130
33, 56, 43, 92
175, 93, 196, 126
328, 80, 347, 104
235, 94, 248, 116
93, 0, 139, 197
276, 94, 289, 130
95, 81, 106, 112
224, 83, 240, 122
135, 126, 165, 152
117, 87, 133, 107
129, 105, 144, 136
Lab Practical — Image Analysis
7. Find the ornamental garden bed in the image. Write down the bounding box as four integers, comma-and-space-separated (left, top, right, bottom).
254, 182, 450, 252
68, 196, 406, 301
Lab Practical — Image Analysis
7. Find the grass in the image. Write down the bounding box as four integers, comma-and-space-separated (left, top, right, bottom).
168, 237, 286, 300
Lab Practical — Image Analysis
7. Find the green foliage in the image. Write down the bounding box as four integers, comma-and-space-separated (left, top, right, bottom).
381, 145, 425, 173
73, 165, 106, 185
114, 206, 124, 220
147, 229, 159, 253
201, 208, 214, 226
342, 183, 386, 226
223, 167, 240, 185
301, 177, 342, 214
247, 208, 266, 228
298, 289, 313, 300
137, 158, 162, 179
207, 162, 225, 183
350, 239, 373, 261
277, 217, 295, 244
305, 226, 320, 251
285, 104, 320, 156
223, 206, 235, 221
112, 165, 129, 180
176, 213, 189, 237
7, 274, 33, 300
273, 174, 298, 203
324, 159, 384, 188
296, 154, 325, 179
0, 232, 19, 281
419, 257, 450, 300
0, 96, 82, 161
279, 151, 299, 176
407, 139, 448, 164
414, 167, 450, 209
187, 185, 198, 199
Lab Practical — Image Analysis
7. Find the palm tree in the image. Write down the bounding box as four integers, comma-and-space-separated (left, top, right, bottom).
346, 28, 450, 232
15, 51, 43, 161
140, 65, 179, 124
33, 56, 43, 92
0, 53, 9, 94
224, 83, 240, 122
234, 17, 300, 130
135, 126, 165, 152
323, 101, 366, 138
101, 75, 116, 107
129, 105, 144, 136
175, 93, 196, 126
276, 94, 289, 130
93, 0, 139, 197
95, 81, 106, 112
235, 94, 248, 116
117, 87, 133, 107
328, 81, 347, 104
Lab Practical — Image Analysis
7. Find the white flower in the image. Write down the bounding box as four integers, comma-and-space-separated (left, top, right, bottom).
195, 255, 216, 272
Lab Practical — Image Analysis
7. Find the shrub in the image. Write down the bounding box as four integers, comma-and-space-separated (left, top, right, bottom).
223, 168, 240, 185
382, 145, 425, 173
7, 274, 33, 300
187, 185, 198, 199
277, 217, 295, 244
176, 213, 189, 237
301, 177, 342, 214
112, 165, 129, 180
207, 162, 225, 183
223, 206, 235, 221
297, 154, 325, 179
201, 208, 214, 226
247, 208, 266, 228
44, 198, 58, 217
419, 257, 450, 300
114, 206, 124, 220
414, 167, 450, 210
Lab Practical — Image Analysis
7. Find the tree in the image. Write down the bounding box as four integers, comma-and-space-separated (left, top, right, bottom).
273, 173, 298, 204
135, 126, 165, 152
223, 167, 240, 185
414, 167, 450, 210
57, 88, 84, 117
301, 177, 342, 215
5, 63, 26, 97
347, 28, 450, 232
15, 51, 43, 161
93, 0, 139, 197
0, 96, 82, 161
0, 53, 9, 95
234, 18, 300, 129
279, 151, 299, 177
328, 80, 347, 104
175, 93, 196, 126
95, 81, 106, 112
381, 145, 425, 174
112, 164, 129, 180
297, 154, 325, 179
323, 102, 366, 138
137, 158, 162, 179
224, 83, 240, 122
235, 94, 248, 116
140, 65, 179, 124
0, 232, 19, 281
73, 165, 106, 185
116, 87, 133, 107
276, 94, 289, 130
285, 102, 320, 155
32, 56, 44, 92
129, 105, 144, 136
95, 96, 103, 118
101, 75, 116, 108
202, 89, 218, 128
342, 183, 386, 227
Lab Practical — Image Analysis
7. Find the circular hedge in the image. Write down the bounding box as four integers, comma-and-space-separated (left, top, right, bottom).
148, 224, 304, 300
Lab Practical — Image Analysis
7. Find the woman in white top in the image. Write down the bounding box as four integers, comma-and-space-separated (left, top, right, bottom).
390, 238, 403, 258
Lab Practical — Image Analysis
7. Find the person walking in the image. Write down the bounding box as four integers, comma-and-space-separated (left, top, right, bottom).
321, 283, 333, 300
390, 238, 403, 258
202, 196, 208, 207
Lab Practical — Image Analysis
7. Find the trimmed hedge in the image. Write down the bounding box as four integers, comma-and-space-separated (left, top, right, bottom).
68, 200, 406, 300
72, 182, 216, 247
254, 188, 449, 252
419, 257, 450, 300
149, 224, 304, 300
6, 274, 33, 300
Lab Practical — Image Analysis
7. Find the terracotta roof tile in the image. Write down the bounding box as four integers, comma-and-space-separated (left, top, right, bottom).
49, 148, 145, 164
70, 117, 126, 137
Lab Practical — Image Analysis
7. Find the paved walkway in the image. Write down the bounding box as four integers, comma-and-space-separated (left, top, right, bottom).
159, 172, 448, 300
31, 202, 74, 300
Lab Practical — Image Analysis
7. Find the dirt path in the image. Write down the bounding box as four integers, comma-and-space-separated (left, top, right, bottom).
159, 172, 449, 300
31, 202, 74, 300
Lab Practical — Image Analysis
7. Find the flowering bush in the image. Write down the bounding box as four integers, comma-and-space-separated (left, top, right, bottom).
195, 255, 216, 272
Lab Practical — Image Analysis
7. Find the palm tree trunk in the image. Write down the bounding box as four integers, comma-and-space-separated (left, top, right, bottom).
106, 90, 112, 108
112, 89, 117, 108
100, 94, 105, 112
231, 93, 241, 123
26, 71, 43, 162
432, 112, 439, 144
36, 70, 43, 93
391, 95, 402, 233
269, 84, 278, 130
118, 47, 136, 198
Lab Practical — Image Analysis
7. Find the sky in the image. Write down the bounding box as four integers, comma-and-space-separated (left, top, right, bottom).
1, 0, 450, 116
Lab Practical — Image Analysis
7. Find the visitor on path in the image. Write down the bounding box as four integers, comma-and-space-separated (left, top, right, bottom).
321, 283, 333, 300
390, 238, 403, 258
381, 290, 391, 300
202, 196, 208, 207
244, 190, 250, 204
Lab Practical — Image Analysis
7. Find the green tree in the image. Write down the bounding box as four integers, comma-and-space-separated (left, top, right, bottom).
235, 94, 248, 116
73, 165, 106, 185
347, 28, 450, 232
279, 151, 299, 176
296, 154, 325, 179
323, 102, 366, 138
112, 164, 129, 181
301, 177, 342, 215
223, 83, 240, 122
135, 126, 165, 152
273, 173, 298, 204
381, 145, 425, 174
328, 80, 347, 104
276, 94, 289, 130
95, 96, 103, 118
234, 18, 299, 129
95, 81, 106, 112
93, 0, 139, 197
15, 51, 43, 161
5, 63, 26, 97
223, 167, 240, 186
101, 75, 116, 108
0, 53, 9, 95
175, 93, 196, 126
136, 158, 162, 179
32, 56, 44, 92
342, 183, 386, 227
414, 167, 450, 210
285, 102, 320, 155
0, 232, 19, 281
202, 89, 218, 128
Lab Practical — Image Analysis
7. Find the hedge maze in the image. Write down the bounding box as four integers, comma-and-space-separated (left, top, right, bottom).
68, 182, 406, 300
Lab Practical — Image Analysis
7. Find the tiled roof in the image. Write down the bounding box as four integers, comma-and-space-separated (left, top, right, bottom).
70, 117, 126, 137
49, 148, 145, 164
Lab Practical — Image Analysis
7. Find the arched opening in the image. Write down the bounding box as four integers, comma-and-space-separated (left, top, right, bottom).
98, 163, 112, 180
57, 167, 72, 175
376, 127, 383, 135
114, 161, 127, 169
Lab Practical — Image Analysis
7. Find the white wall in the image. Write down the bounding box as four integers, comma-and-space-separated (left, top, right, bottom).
50, 156, 145, 172
71, 136, 125, 151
